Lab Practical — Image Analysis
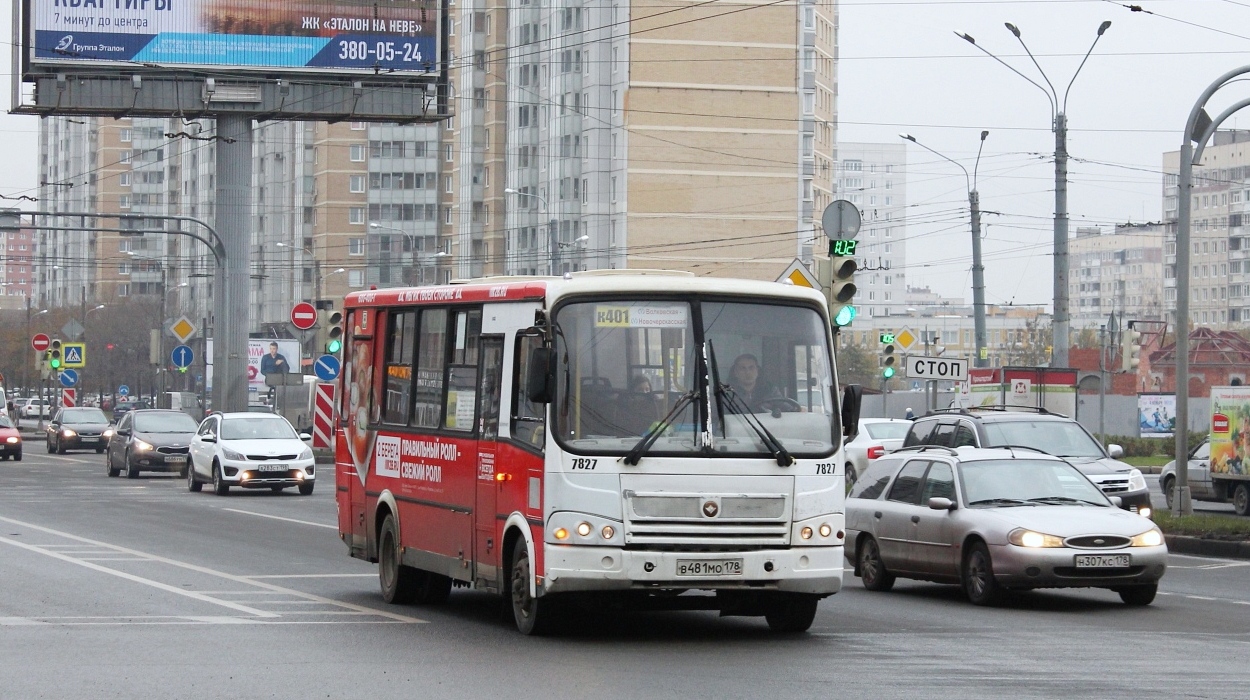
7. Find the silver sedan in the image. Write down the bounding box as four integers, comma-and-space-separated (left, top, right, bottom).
845, 447, 1168, 606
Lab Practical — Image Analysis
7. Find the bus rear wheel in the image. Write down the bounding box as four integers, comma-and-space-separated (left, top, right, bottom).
378, 514, 419, 604
509, 538, 558, 635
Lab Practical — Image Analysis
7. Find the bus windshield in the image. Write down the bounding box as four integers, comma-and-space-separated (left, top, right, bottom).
552, 298, 836, 458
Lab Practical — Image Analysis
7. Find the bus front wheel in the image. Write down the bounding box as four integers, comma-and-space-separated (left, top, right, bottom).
509, 539, 558, 635
763, 594, 820, 633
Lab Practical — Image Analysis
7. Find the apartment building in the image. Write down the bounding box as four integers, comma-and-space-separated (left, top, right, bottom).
836, 142, 907, 319
1, 225, 36, 304
37, 1, 841, 324
1069, 223, 1166, 330
1163, 129, 1250, 329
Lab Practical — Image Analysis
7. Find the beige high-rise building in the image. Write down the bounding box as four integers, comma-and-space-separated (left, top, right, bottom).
1069, 224, 1166, 329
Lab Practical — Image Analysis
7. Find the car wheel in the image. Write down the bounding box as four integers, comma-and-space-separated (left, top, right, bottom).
298, 482, 314, 496
963, 541, 1004, 606
212, 462, 230, 496
45, 438, 54, 454
95, 447, 104, 454
1162, 476, 1175, 512
56, 438, 66, 455
13, 451, 21, 462
763, 594, 820, 633
106, 452, 120, 478
187, 463, 202, 492
511, 538, 559, 635
378, 514, 418, 604
127, 463, 140, 479
858, 536, 895, 592
1116, 584, 1158, 606
1235, 484, 1250, 517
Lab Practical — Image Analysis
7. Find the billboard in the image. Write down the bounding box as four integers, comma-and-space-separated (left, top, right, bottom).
1137, 393, 1176, 438
29, 0, 439, 73
1210, 386, 1250, 476
206, 338, 302, 396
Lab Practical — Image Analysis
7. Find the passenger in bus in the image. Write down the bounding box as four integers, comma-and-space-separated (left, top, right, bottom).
619, 375, 660, 435
727, 353, 780, 411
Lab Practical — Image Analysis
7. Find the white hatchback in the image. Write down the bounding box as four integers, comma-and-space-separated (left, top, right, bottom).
188, 412, 316, 496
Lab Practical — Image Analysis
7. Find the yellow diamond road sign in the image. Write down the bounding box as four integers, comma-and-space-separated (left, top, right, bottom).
170, 317, 197, 344
895, 328, 917, 351
776, 259, 820, 289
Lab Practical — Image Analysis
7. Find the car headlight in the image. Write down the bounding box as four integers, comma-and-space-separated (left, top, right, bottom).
102, 429, 114, 439
1131, 528, 1164, 547
5, 436, 19, 444
133, 439, 154, 451
1127, 468, 1147, 492
221, 447, 245, 461
299, 447, 313, 461
1008, 528, 1065, 548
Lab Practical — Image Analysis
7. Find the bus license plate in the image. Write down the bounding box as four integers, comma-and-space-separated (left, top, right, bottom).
1075, 554, 1130, 568
675, 559, 743, 577
258, 464, 288, 472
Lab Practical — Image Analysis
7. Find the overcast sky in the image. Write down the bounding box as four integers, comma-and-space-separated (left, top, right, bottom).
840, 0, 1250, 309
5, 1, 1250, 310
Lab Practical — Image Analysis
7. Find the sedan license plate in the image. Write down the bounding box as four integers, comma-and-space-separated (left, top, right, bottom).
675, 559, 743, 577
1075, 554, 1130, 568
164, 455, 187, 465
257, 464, 288, 472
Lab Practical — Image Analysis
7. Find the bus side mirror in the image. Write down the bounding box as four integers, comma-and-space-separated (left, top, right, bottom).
526, 347, 554, 404
841, 384, 863, 441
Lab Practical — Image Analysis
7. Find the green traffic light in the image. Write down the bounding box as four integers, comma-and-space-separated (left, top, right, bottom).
834, 305, 857, 327
327, 339, 342, 354
50, 358, 61, 369
883, 366, 895, 379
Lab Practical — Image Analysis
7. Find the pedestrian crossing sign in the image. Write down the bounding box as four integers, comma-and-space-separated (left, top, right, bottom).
63, 342, 86, 369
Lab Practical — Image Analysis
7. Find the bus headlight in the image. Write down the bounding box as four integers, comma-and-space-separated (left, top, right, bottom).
793, 514, 845, 546
576, 522, 592, 537
547, 512, 623, 546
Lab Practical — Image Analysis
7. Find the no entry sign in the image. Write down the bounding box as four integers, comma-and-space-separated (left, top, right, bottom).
291, 302, 318, 331
31, 333, 50, 352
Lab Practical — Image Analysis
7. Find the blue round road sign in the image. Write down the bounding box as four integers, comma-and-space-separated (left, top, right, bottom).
118, 385, 130, 397
314, 354, 341, 382
59, 369, 79, 387
171, 344, 195, 369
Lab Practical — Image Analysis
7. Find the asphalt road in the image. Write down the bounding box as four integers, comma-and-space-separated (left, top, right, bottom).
3, 448, 1250, 700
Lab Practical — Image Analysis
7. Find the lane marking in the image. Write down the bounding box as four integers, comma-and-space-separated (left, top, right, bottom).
245, 574, 375, 579
0, 515, 425, 624
220, 508, 337, 530
0, 535, 278, 619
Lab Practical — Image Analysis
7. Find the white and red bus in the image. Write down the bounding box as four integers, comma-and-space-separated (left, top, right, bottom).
335, 271, 861, 633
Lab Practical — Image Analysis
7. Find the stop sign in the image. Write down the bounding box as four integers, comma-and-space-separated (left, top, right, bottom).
290, 302, 318, 331
31, 333, 50, 352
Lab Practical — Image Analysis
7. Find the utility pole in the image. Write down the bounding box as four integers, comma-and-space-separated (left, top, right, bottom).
1098, 323, 1106, 444
549, 217, 560, 275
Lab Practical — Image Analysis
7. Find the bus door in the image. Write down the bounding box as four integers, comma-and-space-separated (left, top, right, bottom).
338, 308, 376, 556
474, 337, 505, 587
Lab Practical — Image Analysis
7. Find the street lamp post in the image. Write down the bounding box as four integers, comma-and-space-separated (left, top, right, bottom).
504, 188, 560, 275
957, 20, 1111, 368
900, 131, 990, 367
276, 241, 324, 301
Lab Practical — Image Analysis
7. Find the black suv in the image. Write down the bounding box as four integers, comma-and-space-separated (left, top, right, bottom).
902, 408, 1152, 516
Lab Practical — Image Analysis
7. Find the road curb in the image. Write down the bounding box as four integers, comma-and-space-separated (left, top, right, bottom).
1164, 534, 1250, 559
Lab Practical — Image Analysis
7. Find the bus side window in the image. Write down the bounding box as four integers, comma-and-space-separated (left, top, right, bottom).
444, 309, 482, 432
478, 337, 504, 440
512, 334, 545, 451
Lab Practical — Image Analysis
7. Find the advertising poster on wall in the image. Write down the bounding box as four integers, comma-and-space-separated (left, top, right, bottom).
1210, 386, 1250, 476
1137, 393, 1176, 438
30, 0, 439, 73
205, 338, 302, 395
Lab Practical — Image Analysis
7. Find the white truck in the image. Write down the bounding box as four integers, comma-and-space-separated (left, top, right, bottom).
1163, 386, 1250, 515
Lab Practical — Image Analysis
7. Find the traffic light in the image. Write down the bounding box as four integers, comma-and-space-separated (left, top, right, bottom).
829, 256, 858, 327
48, 339, 62, 371
325, 310, 344, 355
1121, 323, 1142, 372
882, 343, 897, 379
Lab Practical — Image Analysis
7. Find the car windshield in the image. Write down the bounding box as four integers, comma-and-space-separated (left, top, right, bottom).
865, 422, 910, 440
0, 416, 13, 429
981, 420, 1106, 458
961, 459, 1110, 506
550, 298, 836, 458
134, 413, 199, 433
221, 417, 297, 441
63, 408, 108, 423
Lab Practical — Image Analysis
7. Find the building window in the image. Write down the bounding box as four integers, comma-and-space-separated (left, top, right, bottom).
349, 207, 365, 224
119, 172, 130, 187
349, 270, 365, 287
350, 122, 367, 130
119, 129, 132, 142
349, 175, 365, 193
349, 238, 364, 256
118, 284, 130, 297
119, 195, 131, 209
350, 144, 365, 162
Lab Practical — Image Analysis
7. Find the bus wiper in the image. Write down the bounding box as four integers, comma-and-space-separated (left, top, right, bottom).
715, 383, 794, 467
622, 390, 698, 466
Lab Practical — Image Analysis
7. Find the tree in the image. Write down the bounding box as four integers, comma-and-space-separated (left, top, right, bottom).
836, 342, 880, 387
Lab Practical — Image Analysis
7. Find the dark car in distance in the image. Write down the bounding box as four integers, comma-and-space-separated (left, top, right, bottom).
106, 409, 199, 479
46, 407, 112, 454
111, 400, 151, 423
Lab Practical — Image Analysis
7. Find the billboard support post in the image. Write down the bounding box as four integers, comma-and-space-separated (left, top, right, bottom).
214, 114, 253, 414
